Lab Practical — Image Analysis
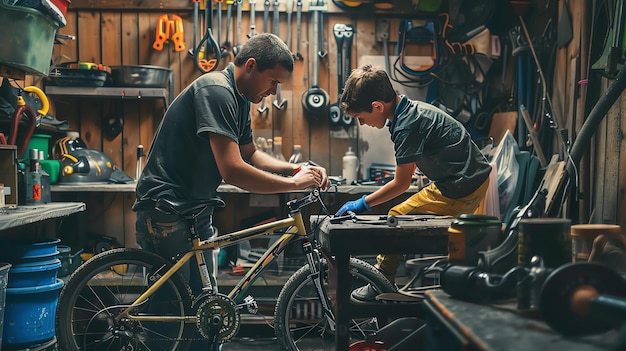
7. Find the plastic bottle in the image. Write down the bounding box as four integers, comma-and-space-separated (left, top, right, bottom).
39, 150, 51, 203
342, 147, 359, 185
266, 139, 274, 157
136, 145, 144, 181
25, 148, 43, 205
273, 137, 286, 161
289, 144, 303, 164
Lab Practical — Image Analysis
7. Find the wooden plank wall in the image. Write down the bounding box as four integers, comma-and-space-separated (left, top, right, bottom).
41, 2, 421, 247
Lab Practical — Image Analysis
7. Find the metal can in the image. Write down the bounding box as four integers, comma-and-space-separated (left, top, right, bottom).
518, 218, 571, 268
448, 214, 502, 265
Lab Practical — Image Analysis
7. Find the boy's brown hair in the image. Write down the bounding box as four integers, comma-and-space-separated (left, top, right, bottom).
340, 64, 396, 115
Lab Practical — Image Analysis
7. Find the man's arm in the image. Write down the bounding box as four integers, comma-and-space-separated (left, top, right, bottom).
365, 163, 415, 207
240, 141, 297, 176
210, 132, 327, 192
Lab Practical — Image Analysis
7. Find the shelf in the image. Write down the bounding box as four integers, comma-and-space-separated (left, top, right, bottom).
44, 86, 169, 108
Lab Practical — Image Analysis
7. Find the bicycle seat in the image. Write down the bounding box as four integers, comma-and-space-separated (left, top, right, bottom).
155, 197, 225, 217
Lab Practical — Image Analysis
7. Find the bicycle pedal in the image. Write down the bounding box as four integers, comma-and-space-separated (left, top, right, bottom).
375, 292, 424, 303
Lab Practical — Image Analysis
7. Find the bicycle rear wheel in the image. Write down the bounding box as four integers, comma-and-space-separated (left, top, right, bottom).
56, 248, 194, 351
274, 257, 396, 351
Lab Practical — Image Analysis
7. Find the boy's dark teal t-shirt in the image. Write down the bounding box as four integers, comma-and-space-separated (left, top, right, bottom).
389, 95, 491, 199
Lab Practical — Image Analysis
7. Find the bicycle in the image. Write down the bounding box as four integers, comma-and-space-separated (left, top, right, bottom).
55, 188, 396, 351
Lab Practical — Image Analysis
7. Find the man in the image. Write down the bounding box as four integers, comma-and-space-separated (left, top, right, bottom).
335, 64, 491, 302
133, 33, 329, 298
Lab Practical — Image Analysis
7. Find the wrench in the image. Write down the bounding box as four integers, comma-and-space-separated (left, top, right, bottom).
272, 0, 287, 110
257, 0, 271, 114
247, 0, 257, 38
223, 0, 233, 51
216, 0, 223, 52
340, 24, 353, 127
263, 0, 270, 32
286, 0, 293, 54
295, 0, 303, 60
273, 0, 280, 37
233, 0, 243, 55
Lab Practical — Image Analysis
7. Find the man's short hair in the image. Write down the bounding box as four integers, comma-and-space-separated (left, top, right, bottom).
234, 33, 294, 73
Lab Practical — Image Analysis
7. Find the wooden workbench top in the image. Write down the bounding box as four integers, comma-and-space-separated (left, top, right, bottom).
315, 215, 453, 256
0, 202, 85, 231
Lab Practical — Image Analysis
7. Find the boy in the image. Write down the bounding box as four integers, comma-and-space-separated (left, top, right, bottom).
335, 64, 491, 302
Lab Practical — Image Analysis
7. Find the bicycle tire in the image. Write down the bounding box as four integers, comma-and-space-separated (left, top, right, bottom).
56, 248, 195, 351
274, 257, 396, 351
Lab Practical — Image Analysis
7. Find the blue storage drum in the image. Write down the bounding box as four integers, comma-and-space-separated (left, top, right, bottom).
0, 239, 63, 349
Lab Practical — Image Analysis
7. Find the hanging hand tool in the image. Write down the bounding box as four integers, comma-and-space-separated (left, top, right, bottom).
286, 0, 293, 55
273, 83, 287, 110
169, 15, 186, 52
153, 14, 185, 52
233, 0, 243, 55
263, 0, 270, 32
340, 24, 353, 127
189, 0, 200, 56
302, 0, 329, 115
223, 0, 234, 52
273, 0, 280, 37
194, 0, 221, 73
329, 23, 346, 126
316, 1, 327, 59
376, 19, 391, 74
295, 0, 303, 60
256, 0, 271, 114
247, 0, 257, 38
152, 14, 170, 51
215, 0, 228, 56
272, 0, 287, 110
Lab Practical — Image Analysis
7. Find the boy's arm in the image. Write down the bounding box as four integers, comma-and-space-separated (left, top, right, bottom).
365, 163, 415, 207
335, 163, 416, 216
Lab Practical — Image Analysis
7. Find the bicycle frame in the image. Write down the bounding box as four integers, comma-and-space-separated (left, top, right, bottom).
120, 195, 312, 325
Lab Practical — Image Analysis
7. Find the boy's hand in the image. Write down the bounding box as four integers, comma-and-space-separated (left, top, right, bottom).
335, 195, 371, 216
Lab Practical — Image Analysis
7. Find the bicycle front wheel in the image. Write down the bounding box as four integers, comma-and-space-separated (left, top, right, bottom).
274, 257, 396, 351
56, 248, 194, 351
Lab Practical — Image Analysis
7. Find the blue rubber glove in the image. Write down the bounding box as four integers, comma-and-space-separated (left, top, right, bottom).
335, 195, 371, 216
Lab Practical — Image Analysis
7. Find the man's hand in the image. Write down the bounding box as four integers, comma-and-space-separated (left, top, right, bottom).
335, 195, 371, 216
292, 165, 330, 190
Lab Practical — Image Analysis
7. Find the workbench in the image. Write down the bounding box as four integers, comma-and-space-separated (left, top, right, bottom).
315, 215, 453, 350
0, 202, 85, 236
423, 289, 619, 350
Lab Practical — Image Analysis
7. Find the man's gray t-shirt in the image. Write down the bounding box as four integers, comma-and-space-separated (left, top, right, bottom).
389, 95, 491, 199
133, 63, 251, 210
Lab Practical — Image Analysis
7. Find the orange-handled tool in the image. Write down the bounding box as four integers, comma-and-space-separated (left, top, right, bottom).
194, 0, 221, 73
169, 15, 186, 52
153, 14, 170, 51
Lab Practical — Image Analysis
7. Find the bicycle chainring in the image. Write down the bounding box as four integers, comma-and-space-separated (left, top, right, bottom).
196, 294, 241, 341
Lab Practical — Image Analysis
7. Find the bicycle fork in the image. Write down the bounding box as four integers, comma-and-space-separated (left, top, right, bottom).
302, 240, 336, 330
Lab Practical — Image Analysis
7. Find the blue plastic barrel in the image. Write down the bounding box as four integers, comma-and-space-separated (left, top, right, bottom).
2, 279, 64, 347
